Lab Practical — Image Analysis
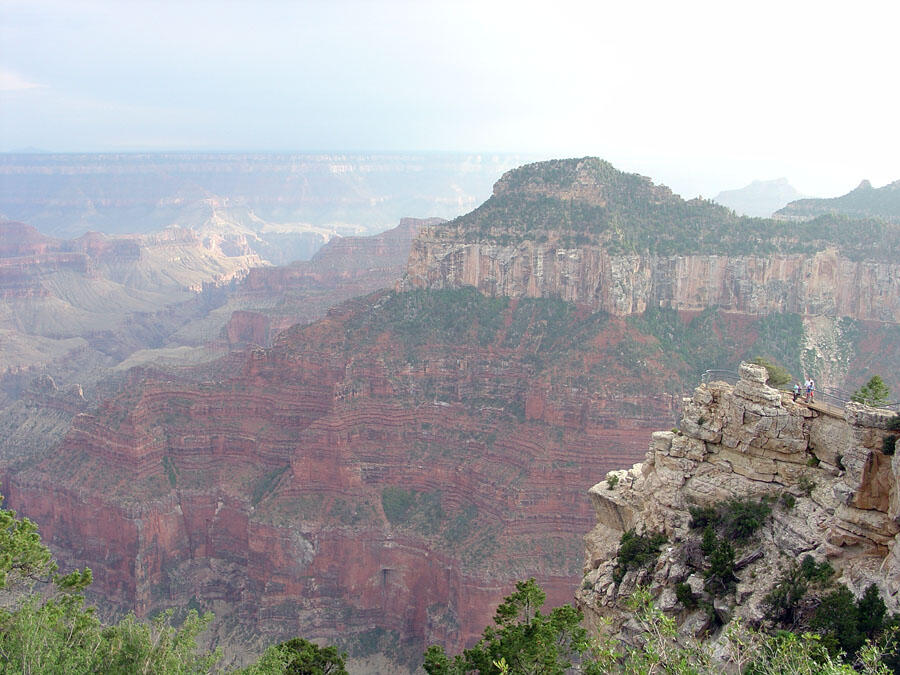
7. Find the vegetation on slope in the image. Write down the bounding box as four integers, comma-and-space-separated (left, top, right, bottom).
776, 179, 900, 222
0, 494, 346, 673
424, 579, 898, 674
442, 158, 900, 260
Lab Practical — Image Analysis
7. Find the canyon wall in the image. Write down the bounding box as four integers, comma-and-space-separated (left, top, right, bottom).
406, 234, 900, 322
4, 292, 678, 666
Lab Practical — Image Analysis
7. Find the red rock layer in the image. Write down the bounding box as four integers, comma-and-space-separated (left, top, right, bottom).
5, 297, 676, 660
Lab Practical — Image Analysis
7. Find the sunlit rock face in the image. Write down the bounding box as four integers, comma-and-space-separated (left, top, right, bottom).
578, 362, 900, 639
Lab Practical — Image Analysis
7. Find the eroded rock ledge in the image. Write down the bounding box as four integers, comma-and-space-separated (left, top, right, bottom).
578, 361, 900, 636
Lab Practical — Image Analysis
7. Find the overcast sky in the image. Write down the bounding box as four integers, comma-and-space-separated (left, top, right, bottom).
1, 0, 898, 197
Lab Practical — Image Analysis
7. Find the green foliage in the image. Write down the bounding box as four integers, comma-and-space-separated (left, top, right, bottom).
764, 555, 835, 627
240, 637, 348, 674
252, 465, 289, 506
853, 375, 892, 407
0, 494, 224, 673
95, 609, 219, 674
162, 455, 178, 488
721, 498, 772, 542
811, 586, 868, 657
700, 525, 717, 556
612, 530, 667, 585
751, 357, 792, 388
606, 474, 619, 490
381, 486, 416, 525
628, 305, 738, 380
705, 538, 736, 594
344, 287, 509, 354
690, 505, 720, 530
676, 582, 698, 609
449, 158, 900, 262
780, 493, 796, 510
689, 498, 772, 543
422, 578, 589, 675
885, 436, 897, 456
438, 583, 896, 674
586, 586, 713, 674
751, 314, 807, 381
0, 495, 56, 592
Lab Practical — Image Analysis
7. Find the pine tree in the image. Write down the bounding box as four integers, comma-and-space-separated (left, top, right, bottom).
852, 375, 891, 407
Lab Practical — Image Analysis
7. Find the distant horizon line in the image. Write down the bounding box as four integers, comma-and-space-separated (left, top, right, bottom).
0, 148, 543, 157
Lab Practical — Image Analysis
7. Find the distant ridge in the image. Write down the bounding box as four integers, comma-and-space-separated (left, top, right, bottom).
776, 178, 900, 222
434, 157, 900, 260
714, 177, 804, 217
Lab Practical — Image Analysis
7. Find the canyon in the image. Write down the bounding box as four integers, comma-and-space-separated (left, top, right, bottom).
1, 156, 899, 669
3, 290, 678, 666
0, 152, 528, 261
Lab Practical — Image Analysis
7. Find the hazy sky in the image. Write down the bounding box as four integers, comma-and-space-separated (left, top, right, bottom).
1, 0, 898, 197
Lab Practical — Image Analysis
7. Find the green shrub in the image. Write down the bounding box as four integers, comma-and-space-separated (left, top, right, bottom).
720, 498, 772, 542
884, 436, 897, 456
780, 493, 796, 510
689, 506, 720, 530
751, 357, 792, 388
690, 498, 771, 543
251, 465, 289, 506
612, 530, 667, 585
852, 375, 891, 407
701, 525, 717, 556
607, 474, 619, 490
705, 538, 736, 593
381, 486, 416, 525
675, 582, 697, 609
764, 555, 835, 627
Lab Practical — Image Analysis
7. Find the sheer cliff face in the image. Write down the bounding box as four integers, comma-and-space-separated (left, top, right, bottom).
5, 291, 678, 665
405, 158, 900, 322
407, 239, 900, 322
578, 362, 900, 635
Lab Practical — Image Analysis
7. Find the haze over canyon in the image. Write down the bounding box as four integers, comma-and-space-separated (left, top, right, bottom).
1, 153, 899, 671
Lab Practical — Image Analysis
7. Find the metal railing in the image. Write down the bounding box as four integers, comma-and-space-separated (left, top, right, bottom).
700, 369, 900, 412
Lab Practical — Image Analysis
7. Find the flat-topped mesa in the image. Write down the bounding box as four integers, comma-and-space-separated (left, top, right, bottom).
405, 158, 900, 321
578, 361, 900, 636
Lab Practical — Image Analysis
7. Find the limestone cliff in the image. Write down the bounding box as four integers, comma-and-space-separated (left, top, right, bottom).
405, 158, 900, 322
578, 362, 900, 638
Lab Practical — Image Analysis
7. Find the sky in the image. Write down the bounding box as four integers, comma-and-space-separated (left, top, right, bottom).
1, 0, 898, 198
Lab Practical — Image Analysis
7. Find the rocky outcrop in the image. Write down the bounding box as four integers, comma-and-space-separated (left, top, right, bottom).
578, 362, 900, 636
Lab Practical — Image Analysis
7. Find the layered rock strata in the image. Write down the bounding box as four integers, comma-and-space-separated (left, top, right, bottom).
408, 231, 900, 322
578, 362, 900, 635
4, 292, 677, 666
